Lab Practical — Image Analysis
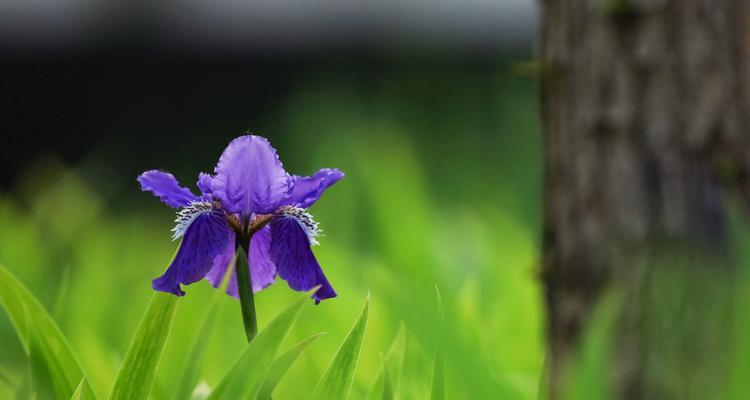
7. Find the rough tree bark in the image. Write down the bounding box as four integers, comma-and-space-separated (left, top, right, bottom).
540, 1, 750, 398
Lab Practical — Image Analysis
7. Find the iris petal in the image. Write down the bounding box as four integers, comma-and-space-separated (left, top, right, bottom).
212, 135, 291, 215
152, 210, 232, 296
269, 215, 336, 303
205, 226, 277, 297
138, 170, 199, 208
284, 168, 344, 209
197, 172, 214, 197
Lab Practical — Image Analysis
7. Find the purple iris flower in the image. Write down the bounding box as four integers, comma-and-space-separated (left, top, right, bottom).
137, 135, 343, 303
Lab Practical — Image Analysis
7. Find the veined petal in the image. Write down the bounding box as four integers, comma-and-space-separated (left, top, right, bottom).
205, 226, 277, 296
269, 211, 336, 303
248, 226, 278, 291
152, 208, 232, 296
284, 168, 344, 209
212, 135, 291, 215
138, 170, 199, 208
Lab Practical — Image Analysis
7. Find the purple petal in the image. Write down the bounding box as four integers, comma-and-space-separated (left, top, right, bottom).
152, 210, 232, 296
212, 135, 291, 215
269, 215, 336, 303
138, 170, 199, 208
197, 172, 214, 197
205, 226, 277, 297
283, 168, 344, 209
204, 237, 236, 292
249, 226, 278, 291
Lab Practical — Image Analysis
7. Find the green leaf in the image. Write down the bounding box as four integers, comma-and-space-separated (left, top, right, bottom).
310, 295, 370, 400
108, 292, 178, 400
70, 379, 86, 400
430, 286, 445, 400
29, 321, 55, 399
208, 294, 308, 400
258, 333, 325, 400
173, 255, 235, 400
366, 323, 406, 400
0, 264, 96, 399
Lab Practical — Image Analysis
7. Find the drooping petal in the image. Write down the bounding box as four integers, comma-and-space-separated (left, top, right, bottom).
197, 172, 214, 197
212, 135, 291, 215
248, 226, 278, 291
204, 236, 236, 293
269, 213, 336, 303
152, 209, 232, 296
283, 168, 344, 209
138, 170, 199, 208
205, 226, 277, 297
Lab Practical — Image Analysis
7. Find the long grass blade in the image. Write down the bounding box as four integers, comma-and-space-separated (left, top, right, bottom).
0, 264, 96, 399
310, 295, 370, 400
207, 294, 308, 400
172, 254, 235, 400
70, 378, 86, 400
366, 323, 406, 400
430, 286, 445, 400
258, 332, 326, 400
107, 292, 178, 400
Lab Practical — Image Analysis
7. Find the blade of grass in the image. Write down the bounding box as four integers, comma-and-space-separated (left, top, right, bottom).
207, 293, 309, 400
258, 332, 326, 400
29, 321, 55, 399
107, 292, 178, 400
70, 379, 85, 400
52, 264, 71, 320
310, 295, 370, 400
172, 254, 235, 400
430, 286, 445, 400
366, 323, 406, 400
0, 264, 96, 399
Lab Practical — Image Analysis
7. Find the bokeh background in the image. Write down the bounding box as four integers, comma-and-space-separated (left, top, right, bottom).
0, 1, 542, 398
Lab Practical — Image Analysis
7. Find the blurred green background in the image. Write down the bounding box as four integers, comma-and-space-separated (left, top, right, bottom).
0, 64, 543, 398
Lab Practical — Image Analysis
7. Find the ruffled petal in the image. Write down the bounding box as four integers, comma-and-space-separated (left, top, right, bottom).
138, 170, 199, 208
212, 135, 291, 215
205, 226, 277, 297
269, 214, 336, 303
283, 168, 344, 209
197, 172, 214, 197
152, 209, 232, 296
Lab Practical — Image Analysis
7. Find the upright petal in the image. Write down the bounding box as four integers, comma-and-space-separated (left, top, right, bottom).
284, 168, 344, 208
152, 210, 232, 296
212, 135, 291, 215
197, 172, 214, 197
205, 226, 277, 297
138, 170, 199, 208
269, 215, 336, 303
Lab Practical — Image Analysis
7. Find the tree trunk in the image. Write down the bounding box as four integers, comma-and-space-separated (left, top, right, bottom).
540, 1, 750, 398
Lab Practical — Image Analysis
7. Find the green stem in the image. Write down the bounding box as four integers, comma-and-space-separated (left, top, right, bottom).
235, 235, 257, 343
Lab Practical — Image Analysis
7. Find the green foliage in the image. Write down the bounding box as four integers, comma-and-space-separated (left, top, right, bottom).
258, 333, 325, 400
208, 294, 308, 399
310, 296, 370, 400
172, 289, 225, 400
0, 264, 95, 399
108, 293, 178, 400
70, 379, 86, 400
366, 323, 405, 400
430, 287, 445, 400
